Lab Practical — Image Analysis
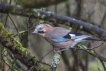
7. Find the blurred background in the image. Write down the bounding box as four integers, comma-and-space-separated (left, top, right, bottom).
0, 0, 106, 71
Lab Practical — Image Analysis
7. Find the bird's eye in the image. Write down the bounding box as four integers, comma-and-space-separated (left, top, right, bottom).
39, 27, 42, 30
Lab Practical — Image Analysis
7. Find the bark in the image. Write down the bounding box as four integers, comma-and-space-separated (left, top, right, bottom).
0, 2, 106, 41
0, 22, 50, 71
17, 0, 67, 8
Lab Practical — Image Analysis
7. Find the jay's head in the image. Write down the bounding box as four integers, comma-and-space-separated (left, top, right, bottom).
32, 24, 52, 37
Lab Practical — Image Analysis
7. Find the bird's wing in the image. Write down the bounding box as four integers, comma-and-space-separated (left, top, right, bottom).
48, 28, 91, 42
48, 27, 70, 39
69, 32, 102, 41
53, 33, 91, 42
68, 32, 91, 41
47, 27, 102, 43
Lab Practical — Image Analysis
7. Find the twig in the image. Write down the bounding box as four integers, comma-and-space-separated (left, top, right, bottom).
90, 42, 104, 50
61, 51, 71, 71
37, 49, 54, 67
100, 60, 106, 71
70, 44, 106, 62
4, 0, 12, 27
75, 0, 82, 18
8, 14, 21, 39
28, 19, 36, 29
69, 42, 104, 50
83, 49, 106, 62
39, 61, 51, 66
76, 48, 79, 71
39, 49, 54, 62
13, 27, 35, 37
4, 14, 9, 27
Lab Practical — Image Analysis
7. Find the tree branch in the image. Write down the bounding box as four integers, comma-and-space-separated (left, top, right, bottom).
0, 2, 106, 41
17, 0, 67, 8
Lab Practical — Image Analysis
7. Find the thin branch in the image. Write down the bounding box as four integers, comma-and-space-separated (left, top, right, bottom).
76, 49, 79, 71
83, 49, 106, 62
101, 11, 106, 25
39, 49, 54, 62
100, 60, 106, 71
8, 14, 18, 34
4, 0, 12, 27
65, 1, 71, 16
4, 14, 9, 27
8, 14, 21, 39
28, 19, 36, 29
69, 46, 106, 62
61, 52, 72, 71
75, 0, 82, 18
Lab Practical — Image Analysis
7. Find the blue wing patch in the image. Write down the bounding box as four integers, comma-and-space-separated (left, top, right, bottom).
52, 37, 70, 42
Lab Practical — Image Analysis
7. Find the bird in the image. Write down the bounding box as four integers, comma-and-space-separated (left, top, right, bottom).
32, 24, 102, 53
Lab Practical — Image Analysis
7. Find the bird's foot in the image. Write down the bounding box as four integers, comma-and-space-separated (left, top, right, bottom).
50, 66, 56, 71
54, 47, 70, 54
54, 48, 62, 54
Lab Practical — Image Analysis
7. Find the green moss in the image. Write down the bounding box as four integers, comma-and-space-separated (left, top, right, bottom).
14, 38, 29, 56
0, 23, 12, 37
0, 22, 29, 57
0, 22, 4, 31
2, 48, 7, 55
5, 32, 12, 37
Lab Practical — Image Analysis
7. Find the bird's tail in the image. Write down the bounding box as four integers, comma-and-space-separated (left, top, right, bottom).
84, 37, 102, 41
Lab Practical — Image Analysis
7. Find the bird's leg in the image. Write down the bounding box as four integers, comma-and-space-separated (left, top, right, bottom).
52, 45, 62, 54
60, 47, 70, 52
54, 48, 62, 54
54, 47, 70, 54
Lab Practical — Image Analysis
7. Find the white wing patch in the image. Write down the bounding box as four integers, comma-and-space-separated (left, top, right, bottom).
69, 34, 75, 37
69, 34, 91, 41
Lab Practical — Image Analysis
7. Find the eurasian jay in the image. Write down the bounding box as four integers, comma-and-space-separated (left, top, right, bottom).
32, 24, 102, 53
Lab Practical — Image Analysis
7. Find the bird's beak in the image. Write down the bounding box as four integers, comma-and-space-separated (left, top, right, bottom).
32, 29, 38, 34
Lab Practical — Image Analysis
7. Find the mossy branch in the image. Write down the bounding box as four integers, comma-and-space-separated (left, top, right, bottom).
0, 3, 106, 41
0, 22, 50, 71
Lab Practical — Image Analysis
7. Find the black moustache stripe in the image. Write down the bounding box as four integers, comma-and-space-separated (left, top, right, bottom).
38, 31, 44, 33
